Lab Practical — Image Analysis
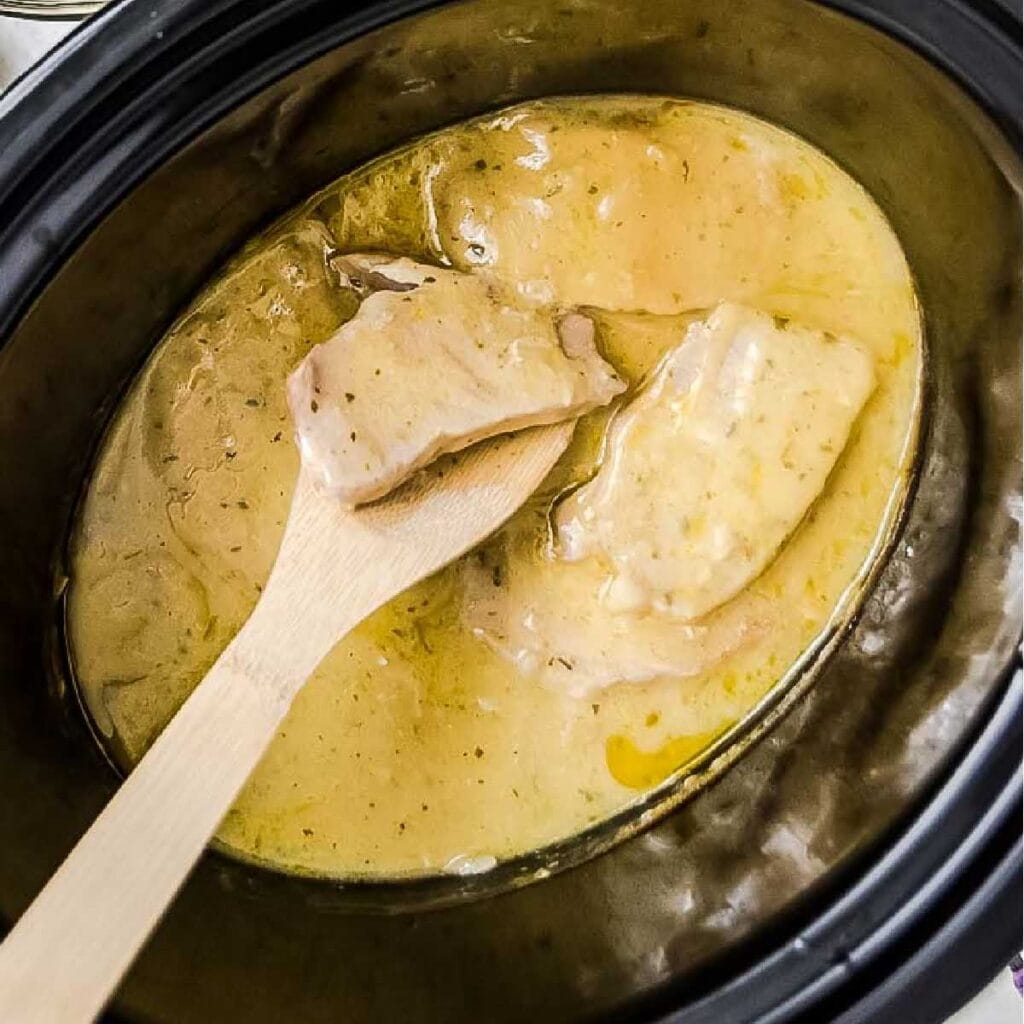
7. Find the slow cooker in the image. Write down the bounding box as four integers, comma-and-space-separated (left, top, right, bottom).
0, 1, 1020, 1021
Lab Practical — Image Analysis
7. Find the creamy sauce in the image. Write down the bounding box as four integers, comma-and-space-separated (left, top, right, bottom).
68, 97, 922, 879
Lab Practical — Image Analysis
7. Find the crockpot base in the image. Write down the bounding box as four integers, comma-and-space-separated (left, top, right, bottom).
0, 1, 1019, 1021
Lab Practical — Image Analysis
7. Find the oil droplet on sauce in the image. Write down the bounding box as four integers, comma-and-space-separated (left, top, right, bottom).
605, 727, 731, 790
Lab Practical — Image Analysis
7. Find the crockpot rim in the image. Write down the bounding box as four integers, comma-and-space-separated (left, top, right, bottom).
0, 2, 1019, 1022
0, 0, 1021, 346
640, 667, 1023, 1024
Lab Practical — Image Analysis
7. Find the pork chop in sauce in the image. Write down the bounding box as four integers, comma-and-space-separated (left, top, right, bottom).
287, 255, 624, 504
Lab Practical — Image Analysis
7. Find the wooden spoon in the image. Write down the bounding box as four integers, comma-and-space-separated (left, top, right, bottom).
0, 422, 572, 1024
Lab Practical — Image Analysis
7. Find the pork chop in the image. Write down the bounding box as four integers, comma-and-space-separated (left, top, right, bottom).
287, 256, 624, 504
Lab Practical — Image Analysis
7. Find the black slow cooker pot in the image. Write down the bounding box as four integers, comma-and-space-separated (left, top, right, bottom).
0, 1, 1020, 1021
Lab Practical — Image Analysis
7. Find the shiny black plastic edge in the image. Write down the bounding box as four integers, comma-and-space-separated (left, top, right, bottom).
637, 671, 1022, 1024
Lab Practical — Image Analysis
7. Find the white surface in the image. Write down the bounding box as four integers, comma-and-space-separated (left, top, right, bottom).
0, 17, 70, 91
948, 970, 1020, 1024
0, 11, 1018, 1024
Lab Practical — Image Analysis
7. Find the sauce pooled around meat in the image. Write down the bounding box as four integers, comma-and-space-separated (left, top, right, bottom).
68, 97, 922, 878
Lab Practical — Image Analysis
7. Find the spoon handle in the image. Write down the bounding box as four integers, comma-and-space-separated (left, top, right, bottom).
0, 464, 406, 1022
0, 627, 307, 1024
0, 429, 572, 1022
